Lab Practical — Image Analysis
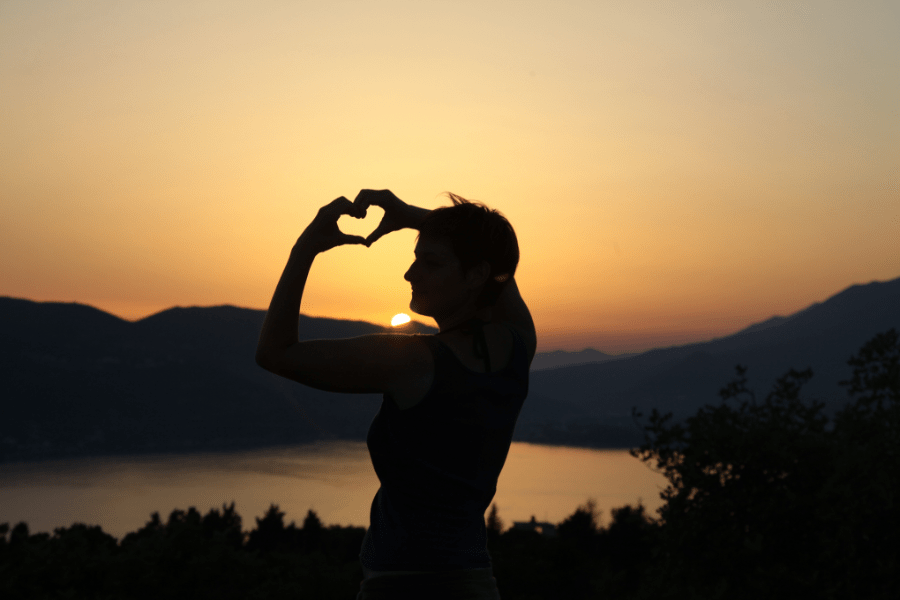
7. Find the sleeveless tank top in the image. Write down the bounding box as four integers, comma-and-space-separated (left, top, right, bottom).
359, 322, 530, 571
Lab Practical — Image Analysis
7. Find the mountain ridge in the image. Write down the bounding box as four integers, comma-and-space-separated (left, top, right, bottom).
2, 275, 897, 460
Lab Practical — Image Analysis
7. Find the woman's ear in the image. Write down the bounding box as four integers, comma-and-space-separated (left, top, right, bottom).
466, 261, 491, 289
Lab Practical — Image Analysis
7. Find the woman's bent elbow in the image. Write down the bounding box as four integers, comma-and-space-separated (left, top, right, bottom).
255, 350, 277, 372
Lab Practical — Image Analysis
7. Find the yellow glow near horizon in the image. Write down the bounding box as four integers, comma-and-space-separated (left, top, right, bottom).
391, 313, 412, 327
1, 1, 898, 353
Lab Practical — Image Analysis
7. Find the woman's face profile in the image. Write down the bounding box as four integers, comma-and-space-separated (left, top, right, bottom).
404, 236, 472, 318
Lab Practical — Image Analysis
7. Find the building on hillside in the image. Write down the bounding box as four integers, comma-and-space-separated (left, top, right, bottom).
511, 515, 557, 538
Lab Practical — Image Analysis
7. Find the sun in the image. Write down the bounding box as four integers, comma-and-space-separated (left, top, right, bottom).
391, 313, 411, 327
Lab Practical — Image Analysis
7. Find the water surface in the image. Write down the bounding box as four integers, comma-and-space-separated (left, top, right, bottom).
0, 441, 668, 540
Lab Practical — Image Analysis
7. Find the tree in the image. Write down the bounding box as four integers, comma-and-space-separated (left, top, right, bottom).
604, 502, 655, 565
246, 503, 292, 553
556, 498, 600, 552
823, 328, 900, 596
9, 522, 30, 546
486, 503, 504, 541
302, 509, 324, 552
630, 330, 900, 599
840, 328, 900, 407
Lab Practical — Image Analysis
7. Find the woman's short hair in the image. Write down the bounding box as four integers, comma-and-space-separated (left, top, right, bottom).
417, 193, 519, 309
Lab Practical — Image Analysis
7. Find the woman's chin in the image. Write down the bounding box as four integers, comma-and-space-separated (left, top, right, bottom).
409, 299, 428, 317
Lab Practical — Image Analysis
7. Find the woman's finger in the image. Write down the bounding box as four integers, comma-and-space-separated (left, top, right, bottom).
341, 234, 367, 246
365, 218, 391, 245
353, 190, 377, 212
363, 232, 380, 247
324, 196, 364, 218
354, 189, 394, 211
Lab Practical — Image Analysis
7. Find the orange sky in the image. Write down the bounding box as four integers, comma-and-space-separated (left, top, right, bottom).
2, 1, 898, 353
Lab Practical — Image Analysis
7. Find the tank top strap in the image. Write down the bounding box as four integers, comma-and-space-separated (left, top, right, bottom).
438, 317, 491, 373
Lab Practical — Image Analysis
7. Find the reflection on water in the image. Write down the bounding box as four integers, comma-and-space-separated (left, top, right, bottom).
0, 441, 668, 540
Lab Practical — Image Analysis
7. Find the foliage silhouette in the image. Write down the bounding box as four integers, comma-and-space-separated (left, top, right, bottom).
630, 328, 900, 599
486, 502, 504, 545
556, 497, 600, 553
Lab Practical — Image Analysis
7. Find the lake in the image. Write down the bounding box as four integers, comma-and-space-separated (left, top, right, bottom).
0, 441, 668, 540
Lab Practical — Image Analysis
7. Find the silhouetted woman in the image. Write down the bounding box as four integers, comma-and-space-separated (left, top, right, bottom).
256, 190, 536, 600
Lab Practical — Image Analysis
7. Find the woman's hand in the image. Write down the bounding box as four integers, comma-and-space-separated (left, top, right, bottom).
298, 197, 367, 255
353, 189, 426, 247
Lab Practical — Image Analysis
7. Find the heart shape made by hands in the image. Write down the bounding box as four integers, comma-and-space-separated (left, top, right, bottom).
337, 206, 385, 244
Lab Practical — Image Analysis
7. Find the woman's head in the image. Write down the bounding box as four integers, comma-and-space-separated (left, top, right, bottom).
410, 193, 519, 311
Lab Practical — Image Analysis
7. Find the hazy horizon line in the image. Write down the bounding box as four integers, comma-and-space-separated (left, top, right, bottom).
1, 293, 779, 356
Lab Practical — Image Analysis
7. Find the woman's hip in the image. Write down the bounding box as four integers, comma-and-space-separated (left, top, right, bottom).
357, 567, 501, 600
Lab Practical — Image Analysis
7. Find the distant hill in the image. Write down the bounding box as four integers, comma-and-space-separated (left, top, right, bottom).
0, 300, 436, 462
524, 277, 900, 447
530, 348, 636, 371
2, 276, 898, 460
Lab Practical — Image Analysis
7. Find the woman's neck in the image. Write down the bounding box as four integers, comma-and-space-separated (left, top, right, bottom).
437, 307, 492, 334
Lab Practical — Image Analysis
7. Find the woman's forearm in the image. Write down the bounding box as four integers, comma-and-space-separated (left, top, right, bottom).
405, 204, 431, 230
256, 237, 318, 366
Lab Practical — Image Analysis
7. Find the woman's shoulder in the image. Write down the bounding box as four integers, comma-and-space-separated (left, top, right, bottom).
402, 321, 533, 367
387, 334, 435, 410
438, 320, 534, 373
494, 320, 536, 367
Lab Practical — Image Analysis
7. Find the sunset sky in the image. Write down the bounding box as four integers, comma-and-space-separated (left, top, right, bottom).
2, 1, 897, 353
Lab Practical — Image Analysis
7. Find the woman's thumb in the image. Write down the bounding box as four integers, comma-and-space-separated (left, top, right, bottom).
365, 229, 384, 247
